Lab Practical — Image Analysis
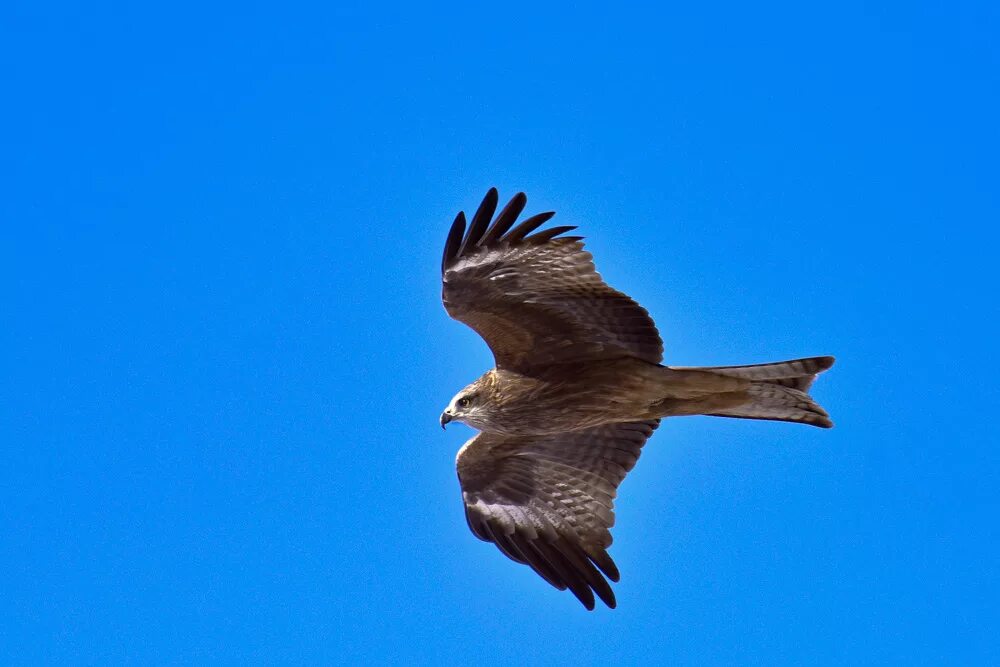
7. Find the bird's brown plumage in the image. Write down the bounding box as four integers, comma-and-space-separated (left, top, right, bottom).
456, 420, 659, 610
440, 189, 835, 610
442, 188, 663, 373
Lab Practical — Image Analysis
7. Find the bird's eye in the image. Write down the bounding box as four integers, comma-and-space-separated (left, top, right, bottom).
457, 397, 471, 408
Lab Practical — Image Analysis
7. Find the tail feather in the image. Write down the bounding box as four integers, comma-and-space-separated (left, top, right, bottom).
667, 355, 835, 428
706, 383, 833, 428
672, 355, 834, 392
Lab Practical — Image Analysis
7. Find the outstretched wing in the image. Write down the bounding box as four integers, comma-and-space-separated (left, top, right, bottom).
456, 420, 660, 610
441, 189, 663, 373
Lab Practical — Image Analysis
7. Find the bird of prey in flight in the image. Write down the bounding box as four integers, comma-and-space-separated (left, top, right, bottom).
439, 188, 834, 610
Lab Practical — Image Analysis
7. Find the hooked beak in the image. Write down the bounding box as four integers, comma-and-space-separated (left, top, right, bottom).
440, 411, 452, 429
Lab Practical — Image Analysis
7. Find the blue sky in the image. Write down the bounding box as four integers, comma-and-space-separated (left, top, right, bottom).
2, 1, 998, 664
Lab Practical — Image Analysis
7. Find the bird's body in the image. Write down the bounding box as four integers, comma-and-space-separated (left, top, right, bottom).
439, 189, 834, 610
451, 360, 753, 436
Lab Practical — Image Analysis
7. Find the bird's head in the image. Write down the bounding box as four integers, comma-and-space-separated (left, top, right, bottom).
440, 378, 490, 430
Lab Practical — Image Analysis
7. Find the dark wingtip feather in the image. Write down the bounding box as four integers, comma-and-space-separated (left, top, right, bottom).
444, 191, 577, 271
557, 540, 617, 609
442, 211, 467, 273
586, 547, 620, 583
511, 534, 569, 592
525, 225, 578, 244
481, 192, 527, 244
533, 540, 596, 610
505, 211, 556, 242
459, 188, 499, 256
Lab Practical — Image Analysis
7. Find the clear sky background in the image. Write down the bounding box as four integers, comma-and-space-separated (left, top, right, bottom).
2, 2, 998, 664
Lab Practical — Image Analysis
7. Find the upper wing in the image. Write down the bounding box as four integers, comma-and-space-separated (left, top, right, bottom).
441, 189, 663, 373
456, 419, 660, 610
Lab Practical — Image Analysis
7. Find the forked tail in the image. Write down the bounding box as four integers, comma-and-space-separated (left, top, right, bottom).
670, 356, 835, 428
